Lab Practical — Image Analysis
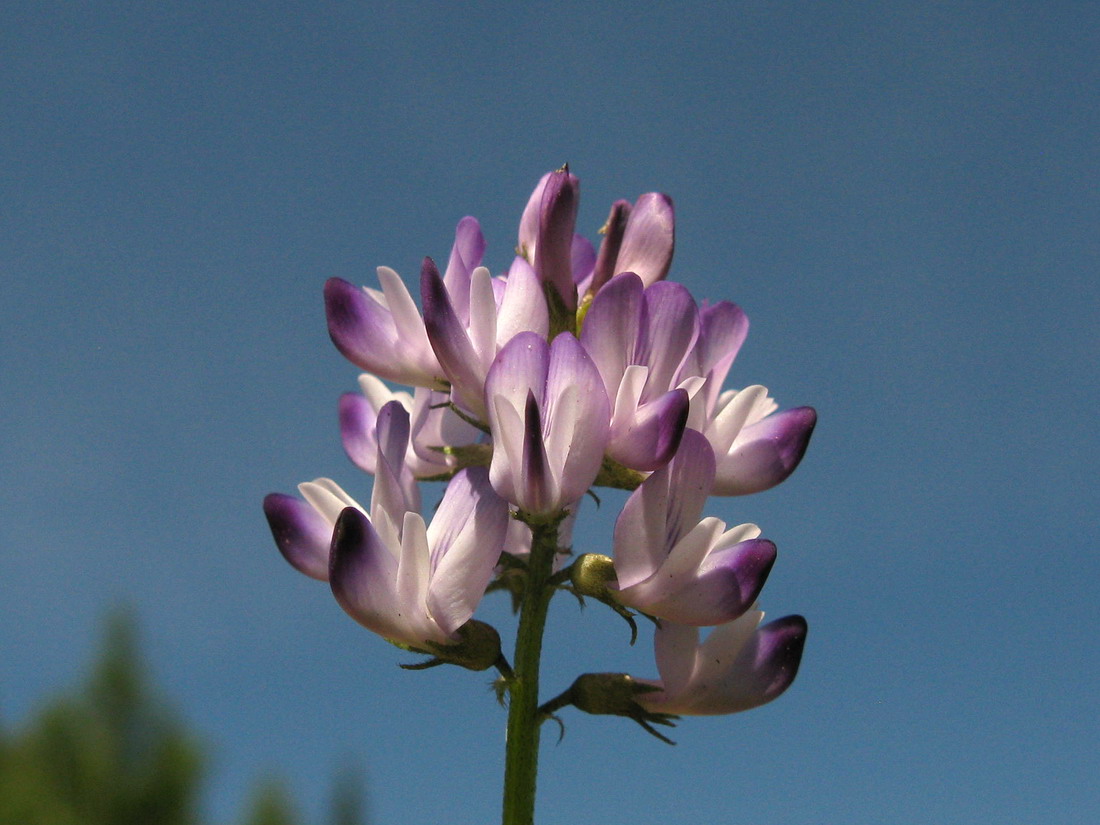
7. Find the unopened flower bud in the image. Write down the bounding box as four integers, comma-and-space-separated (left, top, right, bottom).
569, 553, 617, 600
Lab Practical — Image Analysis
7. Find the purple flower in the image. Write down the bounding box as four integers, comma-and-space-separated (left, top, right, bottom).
636, 610, 808, 715
328, 466, 509, 648
263, 401, 421, 580
611, 430, 775, 625
688, 384, 817, 496
586, 192, 676, 295
580, 272, 696, 471
672, 300, 816, 495
485, 331, 610, 514
517, 169, 581, 310
340, 375, 481, 478
421, 256, 549, 419
324, 218, 486, 387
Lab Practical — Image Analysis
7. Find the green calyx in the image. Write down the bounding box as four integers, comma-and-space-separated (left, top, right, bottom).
397, 620, 505, 672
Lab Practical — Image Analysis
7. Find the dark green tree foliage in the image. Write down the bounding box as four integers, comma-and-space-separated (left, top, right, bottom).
0, 611, 203, 825
242, 778, 299, 825
0, 612, 367, 825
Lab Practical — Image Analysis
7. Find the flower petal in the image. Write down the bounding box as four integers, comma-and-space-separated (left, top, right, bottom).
263, 493, 333, 580
329, 507, 407, 641
606, 388, 689, 472
426, 467, 510, 635
535, 170, 580, 310
614, 192, 675, 286
714, 407, 817, 495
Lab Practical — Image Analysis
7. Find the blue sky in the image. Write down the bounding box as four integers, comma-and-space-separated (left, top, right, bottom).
2, 2, 1098, 823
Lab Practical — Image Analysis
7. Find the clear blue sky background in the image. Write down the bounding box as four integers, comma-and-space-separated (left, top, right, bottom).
3, 2, 1097, 823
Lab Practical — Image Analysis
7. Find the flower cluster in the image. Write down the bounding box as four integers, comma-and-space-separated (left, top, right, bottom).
264, 168, 815, 731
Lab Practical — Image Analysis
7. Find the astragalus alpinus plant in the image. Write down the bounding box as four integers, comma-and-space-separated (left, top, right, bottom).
264, 168, 817, 825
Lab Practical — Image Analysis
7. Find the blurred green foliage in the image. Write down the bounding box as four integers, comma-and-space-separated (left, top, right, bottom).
0, 611, 365, 825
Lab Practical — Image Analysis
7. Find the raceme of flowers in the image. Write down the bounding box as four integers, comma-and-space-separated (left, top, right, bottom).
264, 167, 816, 737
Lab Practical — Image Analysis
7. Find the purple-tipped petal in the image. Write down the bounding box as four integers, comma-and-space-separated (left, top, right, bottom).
263, 493, 333, 580
642, 612, 807, 715
615, 192, 675, 286
324, 277, 394, 372
324, 276, 439, 387
535, 170, 580, 310
689, 614, 808, 714
607, 388, 689, 471
714, 407, 817, 495
328, 507, 406, 641
421, 257, 485, 416
642, 538, 776, 626
589, 199, 631, 294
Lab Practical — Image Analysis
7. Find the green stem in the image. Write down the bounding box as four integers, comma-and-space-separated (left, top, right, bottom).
501, 515, 561, 825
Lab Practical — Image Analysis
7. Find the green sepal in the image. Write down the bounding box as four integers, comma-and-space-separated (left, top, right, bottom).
395, 620, 504, 672
539, 673, 680, 745
568, 554, 639, 644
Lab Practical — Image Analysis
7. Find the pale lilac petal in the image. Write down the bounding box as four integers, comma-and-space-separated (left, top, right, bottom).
408, 387, 480, 470
369, 402, 420, 543
339, 392, 379, 474
612, 428, 716, 588
714, 407, 817, 496
606, 388, 689, 471
652, 621, 699, 697
517, 173, 551, 260
589, 199, 631, 294
543, 333, 611, 506
692, 301, 749, 392
329, 507, 408, 642
394, 511, 434, 642
580, 272, 644, 398
535, 170, 580, 310
708, 385, 770, 456
615, 192, 675, 286
442, 216, 486, 321
426, 467, 509, 635
263, 493, 333, 580
571, 233, 596, 287
637, 281, 699, 400
496, 261, 549, 344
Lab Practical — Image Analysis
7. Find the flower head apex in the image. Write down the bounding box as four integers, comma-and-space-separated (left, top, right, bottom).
587, 191, 675, 295
518, 168, 581, 312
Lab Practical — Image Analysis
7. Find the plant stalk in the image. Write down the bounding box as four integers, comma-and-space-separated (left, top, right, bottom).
501, 516, 560, 825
